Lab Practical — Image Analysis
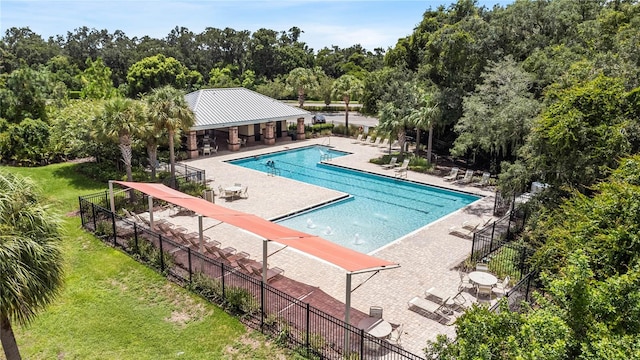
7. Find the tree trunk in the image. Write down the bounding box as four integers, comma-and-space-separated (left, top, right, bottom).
168, 130, 176, 188
147, 145, 158, 181
1, 314, 22, 360
398, 130, 406, 156
298, 88, 305, 107
415, 128, 422, 155
343, 96, 350, 137
427, 125, 434, 164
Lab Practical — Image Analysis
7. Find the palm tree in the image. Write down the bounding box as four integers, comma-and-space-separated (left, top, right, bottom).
331, 75, 364, 136
145, 86, 195, 188
285, 67, 318, 107
407, 92, 441, 162
138, 109, 165, 181
377, 102, 411, 156
0, 171, 64, 360
94, 97, 146, 182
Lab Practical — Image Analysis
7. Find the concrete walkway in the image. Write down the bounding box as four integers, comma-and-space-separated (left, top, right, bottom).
175, 136, 496, 356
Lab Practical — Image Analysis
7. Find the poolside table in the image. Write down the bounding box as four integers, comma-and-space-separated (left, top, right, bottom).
224, 186, 242, 200
358, 317, 392, 339
468, 271, 498, 286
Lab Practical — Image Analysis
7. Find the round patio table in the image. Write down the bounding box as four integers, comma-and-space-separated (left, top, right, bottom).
358, 317, 392, 339
468, 271, 498, 286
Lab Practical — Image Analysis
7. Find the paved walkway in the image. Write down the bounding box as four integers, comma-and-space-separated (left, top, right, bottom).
173, 136, 496, 356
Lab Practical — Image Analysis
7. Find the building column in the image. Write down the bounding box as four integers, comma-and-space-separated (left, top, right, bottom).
228, 126, 240, 151
187, 130, 199, 159
296, 117, 305, 140
264, 122, 276, 145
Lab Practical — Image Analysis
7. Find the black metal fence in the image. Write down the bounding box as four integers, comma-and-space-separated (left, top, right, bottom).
161, 162, 207, 190
489, 271, 537, 313
79, 192, 424, 360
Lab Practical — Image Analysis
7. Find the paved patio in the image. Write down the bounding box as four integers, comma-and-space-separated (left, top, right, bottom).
169, 136, 496, 355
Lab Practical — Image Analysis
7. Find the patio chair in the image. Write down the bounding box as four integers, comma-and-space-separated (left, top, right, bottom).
443, 167, 459, 181
394, 159, 410, 178
458, 270, 474, 292
476, 284, 493, 300
455, 169, 474, 184
203, 144, 212, 156
387, 323, 404, 346
452, 291, 468, 310
381, 157, 398, 169
492, 276, 510, 297
472, 172, 491, 187
476, 263, 489, 272
360, 136, 372, 145
369, 306, 383, 319
240, 185, 249, 199
351, 134, 363, 144
378, 138, 389, 148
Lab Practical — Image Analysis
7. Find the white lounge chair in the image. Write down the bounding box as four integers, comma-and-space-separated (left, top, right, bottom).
394, 159, 410, 178
455, 169, 474, 184
378, 138, 389, 148
448, 225, 475, 239
472, 172, 491, 187
359, 136, 370, 145
381, 157, 398, 169
408, 296, 452, 320
443, 167, 459, 181
351, 134, 363, 144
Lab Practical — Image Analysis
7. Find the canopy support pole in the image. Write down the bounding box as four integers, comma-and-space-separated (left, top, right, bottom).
262, 240, 268, 283
148, 196, 154, 229
198, 215, 204, 253
344, 272, 352, 353
108, 180, 115, 214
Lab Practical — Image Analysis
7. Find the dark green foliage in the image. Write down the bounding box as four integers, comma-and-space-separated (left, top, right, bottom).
224, 286, 258, 315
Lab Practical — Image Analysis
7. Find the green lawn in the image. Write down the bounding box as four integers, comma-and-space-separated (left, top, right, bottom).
3, 163, 294, 359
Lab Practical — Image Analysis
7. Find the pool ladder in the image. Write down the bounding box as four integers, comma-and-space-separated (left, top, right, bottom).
267, 167, 281, 177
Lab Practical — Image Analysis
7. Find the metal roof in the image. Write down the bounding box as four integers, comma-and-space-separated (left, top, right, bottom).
185, 88, 310, 131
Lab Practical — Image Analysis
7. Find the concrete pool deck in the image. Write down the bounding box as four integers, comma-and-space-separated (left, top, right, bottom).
179, 136, 496, 355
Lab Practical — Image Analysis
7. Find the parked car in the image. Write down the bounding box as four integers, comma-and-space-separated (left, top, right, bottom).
312, 114, 326, 124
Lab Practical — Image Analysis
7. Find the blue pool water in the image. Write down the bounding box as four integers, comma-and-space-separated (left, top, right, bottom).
229, 146, 480, 253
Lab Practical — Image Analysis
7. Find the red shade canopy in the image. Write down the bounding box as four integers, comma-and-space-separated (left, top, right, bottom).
113, 181, 398, 273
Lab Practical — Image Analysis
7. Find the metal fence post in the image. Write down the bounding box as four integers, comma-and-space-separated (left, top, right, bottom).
91, 203, 97, 230
133, 223, 139, 254
221, 263, 226, 300
471, 233, 477, 261
111, 211, 117, 245
188, 248, 192, 284
79, 198, 85, 226
305, 303, 310, 358
260, 281, 265, 329
159, 235, 165, 271
104, 191, 109, 208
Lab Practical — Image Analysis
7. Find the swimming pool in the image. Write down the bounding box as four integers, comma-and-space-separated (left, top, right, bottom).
229, 146, 480, 253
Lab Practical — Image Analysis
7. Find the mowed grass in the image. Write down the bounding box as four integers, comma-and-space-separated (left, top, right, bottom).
3, 163, 293, 360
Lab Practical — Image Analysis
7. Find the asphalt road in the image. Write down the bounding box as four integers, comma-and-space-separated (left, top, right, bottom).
310, 111, 379, 130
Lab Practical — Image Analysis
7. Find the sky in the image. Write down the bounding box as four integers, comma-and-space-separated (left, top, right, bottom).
1, 0, 513, 52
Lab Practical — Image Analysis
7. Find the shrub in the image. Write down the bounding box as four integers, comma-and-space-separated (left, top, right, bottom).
190, 272, 223, 301
225, 286, 258, 315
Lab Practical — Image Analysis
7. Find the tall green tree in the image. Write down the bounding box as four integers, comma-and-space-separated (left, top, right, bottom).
452, 57, 540, 171
145, 86, 195, 187
93, 97, 146, 182
0, 171, 64, 360
331, 74, 364, 136
522, 75, 630, 192
126, 54, 195, 96
285, 67, 318, 107
78, 57, 118, 100
407, 90, 441, 161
